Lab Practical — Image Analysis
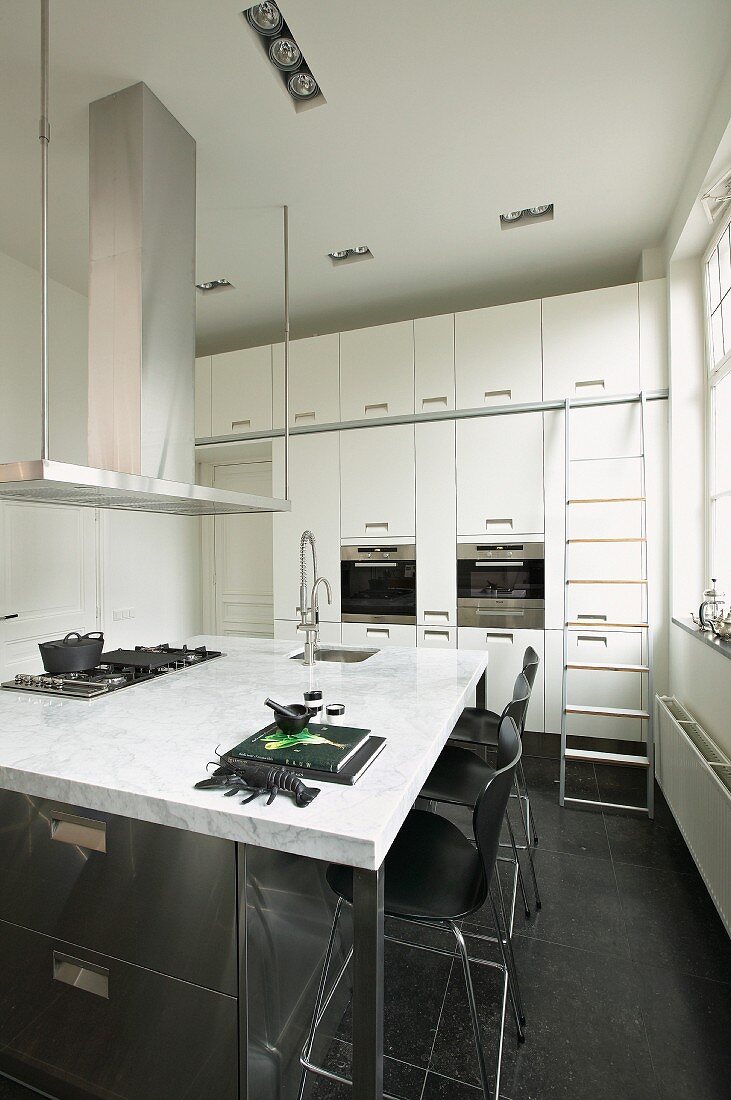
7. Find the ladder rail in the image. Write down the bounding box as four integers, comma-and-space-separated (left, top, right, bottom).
639, 391, 655, 818
559, 397, 570, 806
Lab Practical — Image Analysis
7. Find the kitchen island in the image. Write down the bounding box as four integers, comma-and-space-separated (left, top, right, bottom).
0, 636, 487, 1100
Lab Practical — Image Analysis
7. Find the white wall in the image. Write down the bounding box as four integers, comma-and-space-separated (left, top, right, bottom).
0, 249, 202, 652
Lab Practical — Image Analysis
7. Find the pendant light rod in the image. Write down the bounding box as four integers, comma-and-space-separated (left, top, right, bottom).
283, 203, 290, 500
39, 0, 50, 461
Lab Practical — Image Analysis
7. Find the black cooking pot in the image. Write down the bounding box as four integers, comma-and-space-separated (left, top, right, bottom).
39, 632, 104, 675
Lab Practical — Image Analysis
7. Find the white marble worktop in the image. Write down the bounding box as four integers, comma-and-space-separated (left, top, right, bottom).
0, 636, 487, 870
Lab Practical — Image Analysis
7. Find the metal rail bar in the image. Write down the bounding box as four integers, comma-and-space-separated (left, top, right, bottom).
196, 387, 670, 449
283, 204, 290, 500
39, 0, 50, 461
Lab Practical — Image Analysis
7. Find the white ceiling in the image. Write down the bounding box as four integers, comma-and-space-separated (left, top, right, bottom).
2, 0, 731, 355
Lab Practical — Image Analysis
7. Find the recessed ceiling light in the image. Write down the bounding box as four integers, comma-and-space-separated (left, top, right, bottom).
351, 245, 370, 255
501, 210, 524, 222
327, 247, 373, 264
328, 250, 350, 261
287, 70, 319, 100
269, 36, 302, 71
527, 205, 551, 216
196, 278, 234, 292
245, 2, 283, 35
500, 204, 554, 229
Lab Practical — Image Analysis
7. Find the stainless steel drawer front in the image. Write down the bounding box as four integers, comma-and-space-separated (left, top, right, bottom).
458, 604, 545, 629
50, 811, 106, 853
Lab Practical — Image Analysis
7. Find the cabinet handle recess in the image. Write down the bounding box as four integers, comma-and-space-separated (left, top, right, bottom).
485, 518, 513, 530
364, 522, 389, 533
294, 411, 316, 423
424, 630, 450, 639
574, 379, 605, 393
367, 627, 390, 637
424, 611, 450, 623
50, 811, 106, 853
422, 396, 448, 410
53, 951, 109, 1000
364, 403, 388, 416
577, 613, 607, 622
485, 632, 514, 643
231, 419, 251, 431
578, 635, 608, 645
484, 389, 512, 404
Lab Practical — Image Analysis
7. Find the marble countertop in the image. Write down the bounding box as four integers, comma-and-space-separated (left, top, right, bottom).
0, 636, 487, 870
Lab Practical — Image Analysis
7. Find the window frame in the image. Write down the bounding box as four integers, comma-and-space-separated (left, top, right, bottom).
702, 204, 731, 592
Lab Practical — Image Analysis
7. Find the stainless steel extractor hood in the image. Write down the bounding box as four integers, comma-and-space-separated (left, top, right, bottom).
0, 3, 290, 516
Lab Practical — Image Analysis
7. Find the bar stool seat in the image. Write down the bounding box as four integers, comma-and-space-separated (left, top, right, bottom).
450, 707, 500, 747
421, 746, 495, 807
327, 809, 485, 921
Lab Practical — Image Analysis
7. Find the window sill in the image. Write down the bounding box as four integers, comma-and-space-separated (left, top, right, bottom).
673, 617, 731, 663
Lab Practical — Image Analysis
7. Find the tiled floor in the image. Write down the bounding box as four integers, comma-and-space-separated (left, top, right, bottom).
1, 758, 729, 1099
307, 757, 731, 1100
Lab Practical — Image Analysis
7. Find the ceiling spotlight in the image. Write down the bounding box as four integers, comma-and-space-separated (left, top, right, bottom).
351, 245, 370, 255
196, 278, 234, 292
268, 36, 302, 71
501, 210, 525, 223
527, 205, 552, 216
287, 70, 319, 100
328, 250, 350, 261
245, 3, 283, 35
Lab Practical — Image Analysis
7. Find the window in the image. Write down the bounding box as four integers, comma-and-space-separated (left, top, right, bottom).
704, 210, 731, 597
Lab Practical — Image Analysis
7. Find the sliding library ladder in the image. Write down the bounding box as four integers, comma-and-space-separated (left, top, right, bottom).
559, 392, 655, 817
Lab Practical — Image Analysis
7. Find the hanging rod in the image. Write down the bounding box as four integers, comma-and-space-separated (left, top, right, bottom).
195, 387, 670, 449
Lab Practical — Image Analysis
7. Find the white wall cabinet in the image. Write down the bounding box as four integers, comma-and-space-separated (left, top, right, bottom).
458, 627, 544, 731
342, 622, 416, 647
544, 628, 645, 742
457, 412, 543, 536
272, 433, 341, 622
542, 283, 640, 400
211, 345, 273, 436
416, 421, 456, 626
414, 314, 455, 413
417, 626, 456, 649
340, 425, 415, 539
272, 333, 340, 429
455, 299, 542, 410
339, 321, 414, 422
195, 356, 212, 438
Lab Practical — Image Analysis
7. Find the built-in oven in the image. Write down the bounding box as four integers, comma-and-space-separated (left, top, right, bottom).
457, 542, 544, 629
341, 545, 416, 625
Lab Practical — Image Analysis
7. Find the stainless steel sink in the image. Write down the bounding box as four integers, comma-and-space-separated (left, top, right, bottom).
289, 645, 378, 664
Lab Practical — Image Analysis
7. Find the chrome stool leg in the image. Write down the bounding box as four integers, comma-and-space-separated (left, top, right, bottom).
518, 758, 539, 846
450, 922, 493, 1100
505, 813, 531, 919
297, 897, 344, 1100
491, 879, 526, 1032
513, 776, 542, 910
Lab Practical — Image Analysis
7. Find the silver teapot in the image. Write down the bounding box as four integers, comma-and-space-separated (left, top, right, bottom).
709, 609, 731, 641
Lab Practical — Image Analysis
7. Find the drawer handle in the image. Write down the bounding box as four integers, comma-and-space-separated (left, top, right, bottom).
424, 611, 450, 623
366, 627, 390, 637
231, 419, 251, 431
485, 518, 513, 530
422, 396, 448, 410
364, 522, 389, 533
484, 388, 512, 404
478, 608, 523, 618
574, 379, 605, 394
578, 635, 608, 645
50, 811, 106, 853
577, 613, 607, 622
53, 951, 109, 1000
364, 403, 389, 416
485, 632, 514, 643
294, 411, 316, 423
424, 629, 450, 639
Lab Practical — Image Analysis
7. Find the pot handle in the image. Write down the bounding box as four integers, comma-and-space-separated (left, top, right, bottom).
62, 632, 82, 644
83, 632, 104, 641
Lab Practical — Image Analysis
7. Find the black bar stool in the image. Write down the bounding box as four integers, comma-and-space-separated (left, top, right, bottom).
299, 717, 525, 1100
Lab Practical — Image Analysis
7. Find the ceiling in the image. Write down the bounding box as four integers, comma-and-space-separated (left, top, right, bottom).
2, 1, 731, 356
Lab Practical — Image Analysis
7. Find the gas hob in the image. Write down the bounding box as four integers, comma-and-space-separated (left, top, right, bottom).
1, 644, 223, 699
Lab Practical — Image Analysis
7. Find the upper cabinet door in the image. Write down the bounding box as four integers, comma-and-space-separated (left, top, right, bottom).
416, 421, 456, 626
195, 356, 212, 439
211, 346, 273, 436
272, 333, 340, 429
339, 321, 414, 422
414, 314, 455, 413
542, 283, 640, 400
340, 425, 415, 539
457, 412, 544, 536
455, 299, 542, 409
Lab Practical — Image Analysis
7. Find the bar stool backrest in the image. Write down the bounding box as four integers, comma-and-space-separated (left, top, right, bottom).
522, 646, 540, 690
499, 672, 530, 741
473, 716, 522, 891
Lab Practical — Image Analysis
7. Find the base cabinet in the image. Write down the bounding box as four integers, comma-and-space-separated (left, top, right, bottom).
342, 621, 416, 647
458, 628, 544, 731
0, 919, 237, 1100
417, 626, 456, 649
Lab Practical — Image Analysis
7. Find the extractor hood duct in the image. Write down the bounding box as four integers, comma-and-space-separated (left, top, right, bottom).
0, 3, 290, 516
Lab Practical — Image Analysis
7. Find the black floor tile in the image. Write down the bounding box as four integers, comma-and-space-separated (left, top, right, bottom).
0, 1079, 36, 1099
514, 759, 610, 861
309, 1039, 425, 1099
520, 756, 598, 800
337, 937, 452, 1068
421, 1069, 485, 1098
596, 762, 649, 808
604, 794, 697, 873
635, 963, 731, 1100
614, 861, 731, 982
429, 935, 658, 1099
467, 848, 630, 959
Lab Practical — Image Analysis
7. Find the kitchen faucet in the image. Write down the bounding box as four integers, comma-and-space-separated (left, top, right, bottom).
297, 531, 332, 665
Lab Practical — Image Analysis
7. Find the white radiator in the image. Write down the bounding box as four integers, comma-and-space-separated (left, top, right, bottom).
655, 696, 731, 935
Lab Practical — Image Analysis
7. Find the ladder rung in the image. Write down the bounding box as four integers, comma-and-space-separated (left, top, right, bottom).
566, 662, 650, 673
566, 579, 647, 585
564, 796, 650, 814
567, 497, 646, 504
567, 537, 646, 543
565, 704, 650, 719
566, 621, 649, 629
564, 748, 650, 767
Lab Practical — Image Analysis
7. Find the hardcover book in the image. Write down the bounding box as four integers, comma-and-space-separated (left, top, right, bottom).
230, 722, 372, 774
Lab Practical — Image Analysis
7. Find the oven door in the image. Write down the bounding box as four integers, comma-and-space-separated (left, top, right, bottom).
457, 545, 544, 628
341, 546, 417, 624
